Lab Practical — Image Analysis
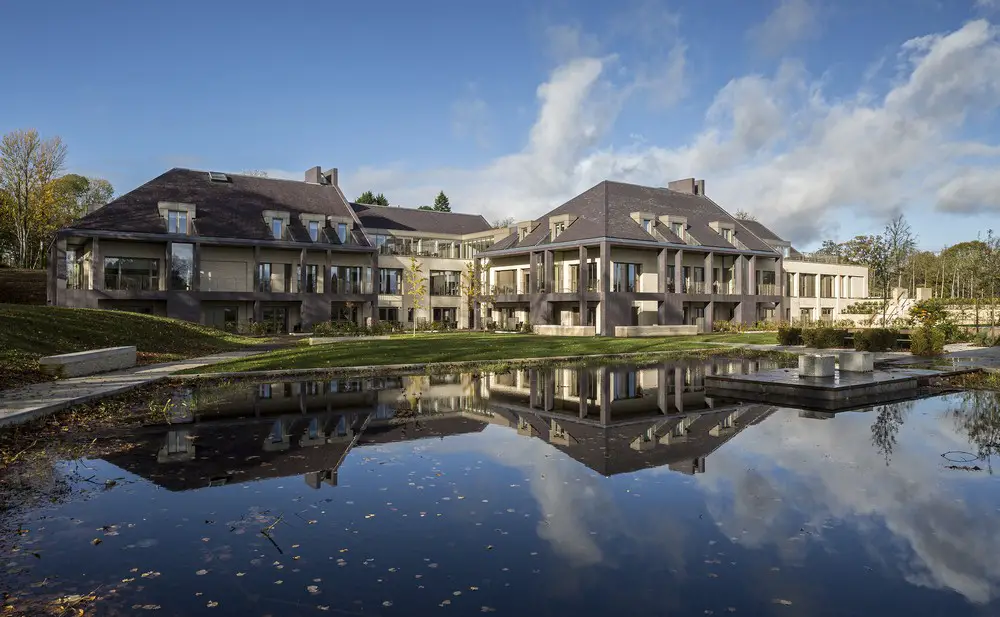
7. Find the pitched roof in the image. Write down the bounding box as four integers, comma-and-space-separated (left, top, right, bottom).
482, 180, 779, 254
729, 218, 804, 258
350, 203, 492, 236
68, 168, 369, 246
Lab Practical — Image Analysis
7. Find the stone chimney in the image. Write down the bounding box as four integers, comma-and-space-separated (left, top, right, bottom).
323, 168, 339, 187
667, 178, 706, 195
305, 166, 323, 183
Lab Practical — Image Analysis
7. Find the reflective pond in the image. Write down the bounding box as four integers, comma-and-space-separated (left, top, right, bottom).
2, 357, 1000, 616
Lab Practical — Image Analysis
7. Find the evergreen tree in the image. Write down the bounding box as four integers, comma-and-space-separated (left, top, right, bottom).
432, 191, 451, 212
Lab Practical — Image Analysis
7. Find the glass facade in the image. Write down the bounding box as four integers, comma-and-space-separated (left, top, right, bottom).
331, 266, 372, 294
170, 243, 194, 290
104, 257, 159, 291
379, 268, 403, 294
430, 270, 461, 296
613, 263, 642, 293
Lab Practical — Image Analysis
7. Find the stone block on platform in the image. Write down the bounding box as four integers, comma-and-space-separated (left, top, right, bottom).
839, 351, 874, 373
798, 354, 836, 378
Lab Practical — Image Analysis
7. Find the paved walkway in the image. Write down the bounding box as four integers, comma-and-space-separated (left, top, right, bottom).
0, 351, 262, 427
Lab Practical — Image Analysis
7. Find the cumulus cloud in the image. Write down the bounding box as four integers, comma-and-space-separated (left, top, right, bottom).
747, 0, 821, 56
695, 403, 1000, 604
935, 167, 1000, 213
451, 83, 491, 148
344, 19, 1000, 245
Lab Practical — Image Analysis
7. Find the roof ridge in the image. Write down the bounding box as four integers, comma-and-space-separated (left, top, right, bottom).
351, 202, 486, 218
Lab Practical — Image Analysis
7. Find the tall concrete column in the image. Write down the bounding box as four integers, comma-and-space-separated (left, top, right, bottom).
544, 370, 555, 411
578, 369, 590, 419
705, 252, 715, 294
674, 250, 683, 293
529, 252, 539, 293
543, 250, 554, 293
192, 243, 202, 291
674, 366, 684, 413
578, 245, 587, 324
164, 241, 173, 291
599, 242, 611, 335
657, 366, 668, 414
369, 252, 379, 324
599, 367, 611, 425
748, 255, 757, 296
324, 249, 332, 295
473, 258, 482, 330
777, 256, 784, 296
735, 255, 744, 295
49, 237, 67, 304
90, 237, 103, 291
253, 245, 262, 292
657, 248, 668, 293
299, 248, 308, 293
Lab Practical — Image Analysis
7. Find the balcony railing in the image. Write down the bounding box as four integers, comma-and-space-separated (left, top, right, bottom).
333, 280, 373, 294
756, 283, 778, 295
687, 282, 707, 294
495, 285, 518, 295
712, 280, 736, 295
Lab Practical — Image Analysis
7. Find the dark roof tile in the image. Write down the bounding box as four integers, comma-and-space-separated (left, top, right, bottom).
350, 203, 491, 235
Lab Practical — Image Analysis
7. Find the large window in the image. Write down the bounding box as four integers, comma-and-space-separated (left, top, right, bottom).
379, 307, 399, 322
379, 268, 403, 294
378, 235, 462, 258
820, 275, 835, 298
587, 262, 598, 291
337, 223, 348, 244
331, 266, 370, 294
430, 270, 461, 296
800, 274, 817, 298
257, 263, 272, 292
167, 210, 188, 234
170, 243, 195, 290
308, 221, 320, 242
304, 264, 320, 293
271, 218, 284, 240
495, 270, 516, 294
433, 307, 457, 324
104, 257, 159, 291
66, 249, 82, 289
613, 263, 642, 293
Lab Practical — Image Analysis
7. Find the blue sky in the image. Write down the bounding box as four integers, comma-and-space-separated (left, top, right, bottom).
2, 0, 999, 250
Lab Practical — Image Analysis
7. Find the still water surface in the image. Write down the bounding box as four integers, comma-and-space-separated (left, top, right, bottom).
3, 358, 1000, 616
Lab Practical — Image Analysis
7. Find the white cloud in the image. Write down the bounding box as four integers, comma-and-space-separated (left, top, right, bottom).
747, 0, 821, 56
343, 19, 1000, 245
693, 401, 1000, 604
936, 167, 1000, 213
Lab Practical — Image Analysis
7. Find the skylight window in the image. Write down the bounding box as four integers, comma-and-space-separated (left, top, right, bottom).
208, 171, 230, 182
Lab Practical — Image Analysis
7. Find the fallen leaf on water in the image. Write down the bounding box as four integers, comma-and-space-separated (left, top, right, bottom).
307, 586, 320, 594
773, 599, 793, 606
236, 572, 245, 577
91, 539, 102, 546
206, 600, 218, 608
195, 570, 208, 576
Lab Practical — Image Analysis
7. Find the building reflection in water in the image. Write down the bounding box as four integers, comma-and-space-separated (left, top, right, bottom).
105, 358, 782, 490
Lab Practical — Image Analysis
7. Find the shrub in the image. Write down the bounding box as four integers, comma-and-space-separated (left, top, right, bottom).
801, 327, 848, 349
853, 328, 899, 351
910, 326, 945, 356
713, 319, 743, 333
777, 325, 802, 346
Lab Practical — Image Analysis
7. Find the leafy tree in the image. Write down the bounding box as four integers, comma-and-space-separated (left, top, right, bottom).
0, 129, 67, 268
355, 191, 389, 206
460, 260, 494, 330
403, 256, 426, 336
433, 191, 451, 212
733, 209, 757, 221
418, 205, 434, 211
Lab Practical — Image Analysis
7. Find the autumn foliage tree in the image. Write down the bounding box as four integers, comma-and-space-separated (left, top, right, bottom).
0, 129, 114, 268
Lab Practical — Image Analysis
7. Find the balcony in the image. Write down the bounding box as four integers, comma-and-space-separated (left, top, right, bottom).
494, 285, 518, 296
712, 280, 736, 295
687, 282, 707, 294
756, 283, 778, 295
333, 280, 373, 294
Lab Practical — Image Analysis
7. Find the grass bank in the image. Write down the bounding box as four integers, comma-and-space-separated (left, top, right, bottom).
180, 331, 777, 375
0, 304, 261, 390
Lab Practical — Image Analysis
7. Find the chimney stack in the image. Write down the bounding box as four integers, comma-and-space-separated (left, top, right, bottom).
667, 178, 706, 195
323, 168, 339, 187
305, 166, 322, 183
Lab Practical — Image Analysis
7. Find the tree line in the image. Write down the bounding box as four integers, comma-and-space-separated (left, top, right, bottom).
355, 189, 453, 212
0, 129, 114, 269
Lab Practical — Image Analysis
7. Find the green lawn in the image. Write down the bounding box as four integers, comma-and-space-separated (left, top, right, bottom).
0, 304, 261, 390
186, 331, 777, 374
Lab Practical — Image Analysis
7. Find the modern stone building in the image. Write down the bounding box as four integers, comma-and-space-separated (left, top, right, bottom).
735, 219, 869, 322
478, 178, 785, 335
48, 167, 498, 331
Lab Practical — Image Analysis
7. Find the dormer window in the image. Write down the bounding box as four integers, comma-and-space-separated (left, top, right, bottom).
642, 219, 652, 233
721, 228, 733, 242
167, 210, 188, 234
308, 220, 320, 242
670, 222, 684, 239
553, 221, 565, 238
337, 223, 348, 243
271, 218, 284, 240
519, 227, 530, 241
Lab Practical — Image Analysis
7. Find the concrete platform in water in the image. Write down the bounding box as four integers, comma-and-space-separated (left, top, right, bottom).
705, 366, 963, 411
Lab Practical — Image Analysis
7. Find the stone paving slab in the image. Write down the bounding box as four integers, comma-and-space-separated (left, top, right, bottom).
0, 351, 261, 427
